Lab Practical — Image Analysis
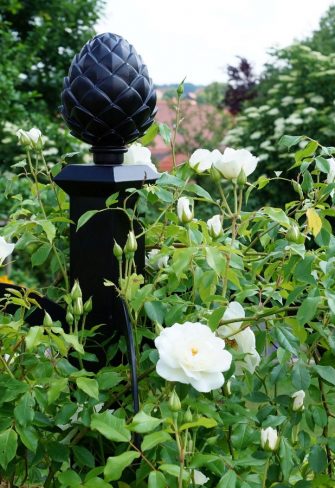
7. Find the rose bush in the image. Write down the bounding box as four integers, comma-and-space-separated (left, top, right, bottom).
0, 126, 335, 487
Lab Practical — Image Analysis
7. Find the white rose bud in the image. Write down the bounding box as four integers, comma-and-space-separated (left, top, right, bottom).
16, 128, 43, 150
261, 427, 279, 451
207, 214, 223, 238
177, 197, 193, 224
292, 390, 305, 411
28, 128, 43, 150
16, 129, 32, 147
214, 147, 258, 180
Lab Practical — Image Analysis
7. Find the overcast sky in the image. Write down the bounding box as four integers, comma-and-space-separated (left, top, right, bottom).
96, 0, 334, 85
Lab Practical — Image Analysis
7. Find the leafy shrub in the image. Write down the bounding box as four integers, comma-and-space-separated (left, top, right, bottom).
0, 131, 335, 486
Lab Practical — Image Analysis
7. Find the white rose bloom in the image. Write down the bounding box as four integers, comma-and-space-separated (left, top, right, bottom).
0, 237, 15, 264
193, 469, 209, 485
261, 427, 278, 451
217, 301, 260, 374
177, 197, 193, 223
146, 249, 169, 269
189, 149, 213, 173
155, 322, 232, 393
207, 214, 222, 238
214, 147, 258, 180
292, 390, 305, 411
123, 143, 157, 171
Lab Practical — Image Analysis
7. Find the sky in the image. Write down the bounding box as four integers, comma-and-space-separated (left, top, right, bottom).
96, 0, 334, 86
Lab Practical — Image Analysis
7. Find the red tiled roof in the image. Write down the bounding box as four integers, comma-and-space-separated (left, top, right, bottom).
150, 100, 222, 171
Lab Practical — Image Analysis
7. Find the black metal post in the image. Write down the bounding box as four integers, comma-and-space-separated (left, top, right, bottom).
54, 32, 158, 412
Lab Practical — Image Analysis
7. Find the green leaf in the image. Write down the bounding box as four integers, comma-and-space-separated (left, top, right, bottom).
314, 365, 335, 386
205, 247, 226, 275
159, 123, 171, 145
39, 220, 56, 243
91, 411, 130, 442
295, 140, 318, 164
57, 329, 84, 354
315, 156, 330, 173
148, 471, 167, 488
15, 425, 38, 452
186, 183, 212, 200
104, 451, 140, 482
292, 362, 311, 390
31, 243, 52, 266
231, 423, 256, 450
263, 207, 290, 227
0, 429, 17, 469
77, 210, 99, 231
25, 326, 44, 351
58, 470, 82, 487
217, 470, 237, 487
280, 437, 294, 481
159, 464, 189, 480
105, 192, 119, 207
83, 478, 112, 488
144, 301, 166, 325
262, 416, 286, 428
14, 391, 35, 426
179, 417, 217, 431
139, 122, 159, 145
297, 297, 321, 325
309, 445, 328, 473
141, 431, 172, 451
275, 325, 299, 354
72, 445, 95, 469
301, 171, 314, 194
128, 411, 162, 433
76, 377, 99, 400
47, 378, 68, 404
155, 187, 174, 203
172, 247, 196, 279
279, 134, 303, 149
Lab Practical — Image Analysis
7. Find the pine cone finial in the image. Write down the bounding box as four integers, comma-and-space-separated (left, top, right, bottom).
60, 33, 157, 162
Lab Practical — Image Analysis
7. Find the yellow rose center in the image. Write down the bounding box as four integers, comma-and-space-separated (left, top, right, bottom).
191, 347, 199, 356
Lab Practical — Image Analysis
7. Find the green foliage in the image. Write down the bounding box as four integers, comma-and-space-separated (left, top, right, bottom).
1, 135, 335, 486
0, 0, 105, 165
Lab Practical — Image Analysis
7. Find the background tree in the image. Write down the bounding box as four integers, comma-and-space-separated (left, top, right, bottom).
224, 57, 257, 115
222, 4, 335, 206
0, 0, 105, 165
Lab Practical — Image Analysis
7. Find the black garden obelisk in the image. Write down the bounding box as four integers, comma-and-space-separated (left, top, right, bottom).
54, 33, 158, 378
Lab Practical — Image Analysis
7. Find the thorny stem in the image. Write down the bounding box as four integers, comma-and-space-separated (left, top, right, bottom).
0, 355, 15, 378
262, 458, 270, 488
314, 353, 333, 477
173, 414, 185, 488
171, 93, 182, 172
39, 151, 63, 213
26, 149, 69, 291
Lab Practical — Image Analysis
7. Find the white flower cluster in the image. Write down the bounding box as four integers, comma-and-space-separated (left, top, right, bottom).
189, 147, 258, 180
